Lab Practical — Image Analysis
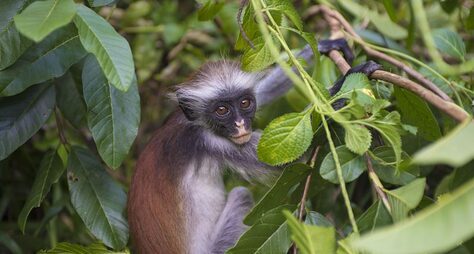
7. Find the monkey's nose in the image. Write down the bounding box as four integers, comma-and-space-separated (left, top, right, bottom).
235, 119, 245, 127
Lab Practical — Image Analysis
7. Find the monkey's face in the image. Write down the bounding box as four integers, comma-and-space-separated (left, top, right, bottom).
206, 92, 256, 145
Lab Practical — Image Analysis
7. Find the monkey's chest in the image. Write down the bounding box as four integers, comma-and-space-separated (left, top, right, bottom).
182, 160, 226, 253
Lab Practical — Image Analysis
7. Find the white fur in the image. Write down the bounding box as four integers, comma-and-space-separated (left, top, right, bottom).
182, 158, 226, 254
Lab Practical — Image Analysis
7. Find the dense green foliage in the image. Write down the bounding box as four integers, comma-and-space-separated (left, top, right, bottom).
1, 0, 474, 253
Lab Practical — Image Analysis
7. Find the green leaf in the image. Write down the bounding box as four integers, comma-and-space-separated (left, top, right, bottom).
82, 56, 140, 169
14, 0, 77, 42
320, 146, 366, 184
227, 205, 295, 254
393, 87, 441, 141
371, 147, 416, 186
258, 109, 313, 166
0, 84, 55, 161
384, 178, 425, 222
268, 0, 303, 30
67, 146, 129, 250
0, 0, 32, 70
18, 150, 65, 232
87, 0, 117, 7
0, 25, 87, 96
244, 164, 312, 225
284, 210, 337, 254
197, 0, 225, 21
39, 242, 129, 253
466, 8, 474, 30
433, 28, 466, 61
369, 111, 403, 168
241, 37, 276, 72
344, 124, 372, 155
74, 4, 134, 91
413, 120, 474, 167
55, 72, 87, 128
339, 73, 375, 107
0, 231, 21, 254
338, 0, 407, 39
382, 0, 397, 22
235, 4, 259, 50
352, 177, 474, 254
305, 211, 334, 227
357, 201, 392, 233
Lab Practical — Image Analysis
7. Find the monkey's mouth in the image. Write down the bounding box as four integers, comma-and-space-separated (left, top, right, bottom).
230, 132, 252, 145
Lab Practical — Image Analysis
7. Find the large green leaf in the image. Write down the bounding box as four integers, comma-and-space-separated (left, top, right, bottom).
284, 210, 337, 254
352, 177, 474, 254
0, 0, 32, 70
368, 111, 403, 168
384, 178, 426, 222
18, 150, 65, 232
371, 147, 417, 186
14, 0, 76, 42
74, 5, 134, 91
39, 242, 129, 254
227, 205, 295, 254
0, 25, 86, 96
320, 146, 366, 184
433, 29, 466, 61
241, 37, 276, 72
394, 87, 441, 141
258, 109, 313, 166
0, 84, 55, 161
344, 124, 372, 155
244, 164, 312, 225
55, 71, 87, 128
82, 56, 140, 169
413, 120, 474, 167
197, 0, 224, 21
67, 146, 128, 250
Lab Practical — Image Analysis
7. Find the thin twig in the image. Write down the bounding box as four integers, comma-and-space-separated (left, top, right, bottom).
305, 5, 470, 122
365, 153, 391, 213
305, 5, 453, 103
292, 146, 320, 254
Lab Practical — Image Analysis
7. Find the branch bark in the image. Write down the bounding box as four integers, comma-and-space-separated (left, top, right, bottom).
304, 5, 470, 122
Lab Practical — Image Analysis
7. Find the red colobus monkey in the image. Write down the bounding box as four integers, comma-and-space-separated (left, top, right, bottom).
128, 41, 379, 254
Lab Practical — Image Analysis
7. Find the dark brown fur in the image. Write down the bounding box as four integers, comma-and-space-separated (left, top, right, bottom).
128, 112, 189, 254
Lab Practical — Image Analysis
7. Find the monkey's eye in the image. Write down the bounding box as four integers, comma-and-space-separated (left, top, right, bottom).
215, 106, 229, 116
240, 99, 251, 109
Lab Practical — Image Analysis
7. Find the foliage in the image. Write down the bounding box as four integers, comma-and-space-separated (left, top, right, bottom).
1, 0, 474, 254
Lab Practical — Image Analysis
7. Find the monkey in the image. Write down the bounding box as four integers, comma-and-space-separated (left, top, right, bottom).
127, 40, 380, 254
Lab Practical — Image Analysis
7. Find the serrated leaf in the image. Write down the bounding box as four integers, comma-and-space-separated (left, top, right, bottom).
67, 146, 129, 250
0, 25, 86, 96
0, 84, 55, 161
39, 242, 129, 254
14, 0, 76, 42
352, 177, 474, 254
0, 0, 32, 70
258, 109, 313, 166
18, 150, 65, 232
384, 178, 425, 222
357, 201, 392, 233
74, 4, 134, 91
268, 0, 303, 30
235, 3, 259, 50
87, 0, 117, 7
344, 124, 372, 155
82, 56, 140, 169
393, 86, 441, 141
339, 73, 375, 107
241, 37, 276, 72
433, 29, 466, 61
244, 164, 312, 225
227, 205, 295, 254
320, 146, 366, 184
369, 111, 403, 168
284, 210, 337, 254
413, 120, 474, 167
197, 0, 224, 21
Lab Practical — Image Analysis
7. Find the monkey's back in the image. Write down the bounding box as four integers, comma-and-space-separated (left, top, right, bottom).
128, 112, 188, 254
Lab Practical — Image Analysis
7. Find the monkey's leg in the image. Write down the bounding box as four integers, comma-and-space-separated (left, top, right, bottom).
210, 187, 254, 254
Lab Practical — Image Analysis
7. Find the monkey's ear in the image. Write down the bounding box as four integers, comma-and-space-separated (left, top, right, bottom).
176, 92, 198, 121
